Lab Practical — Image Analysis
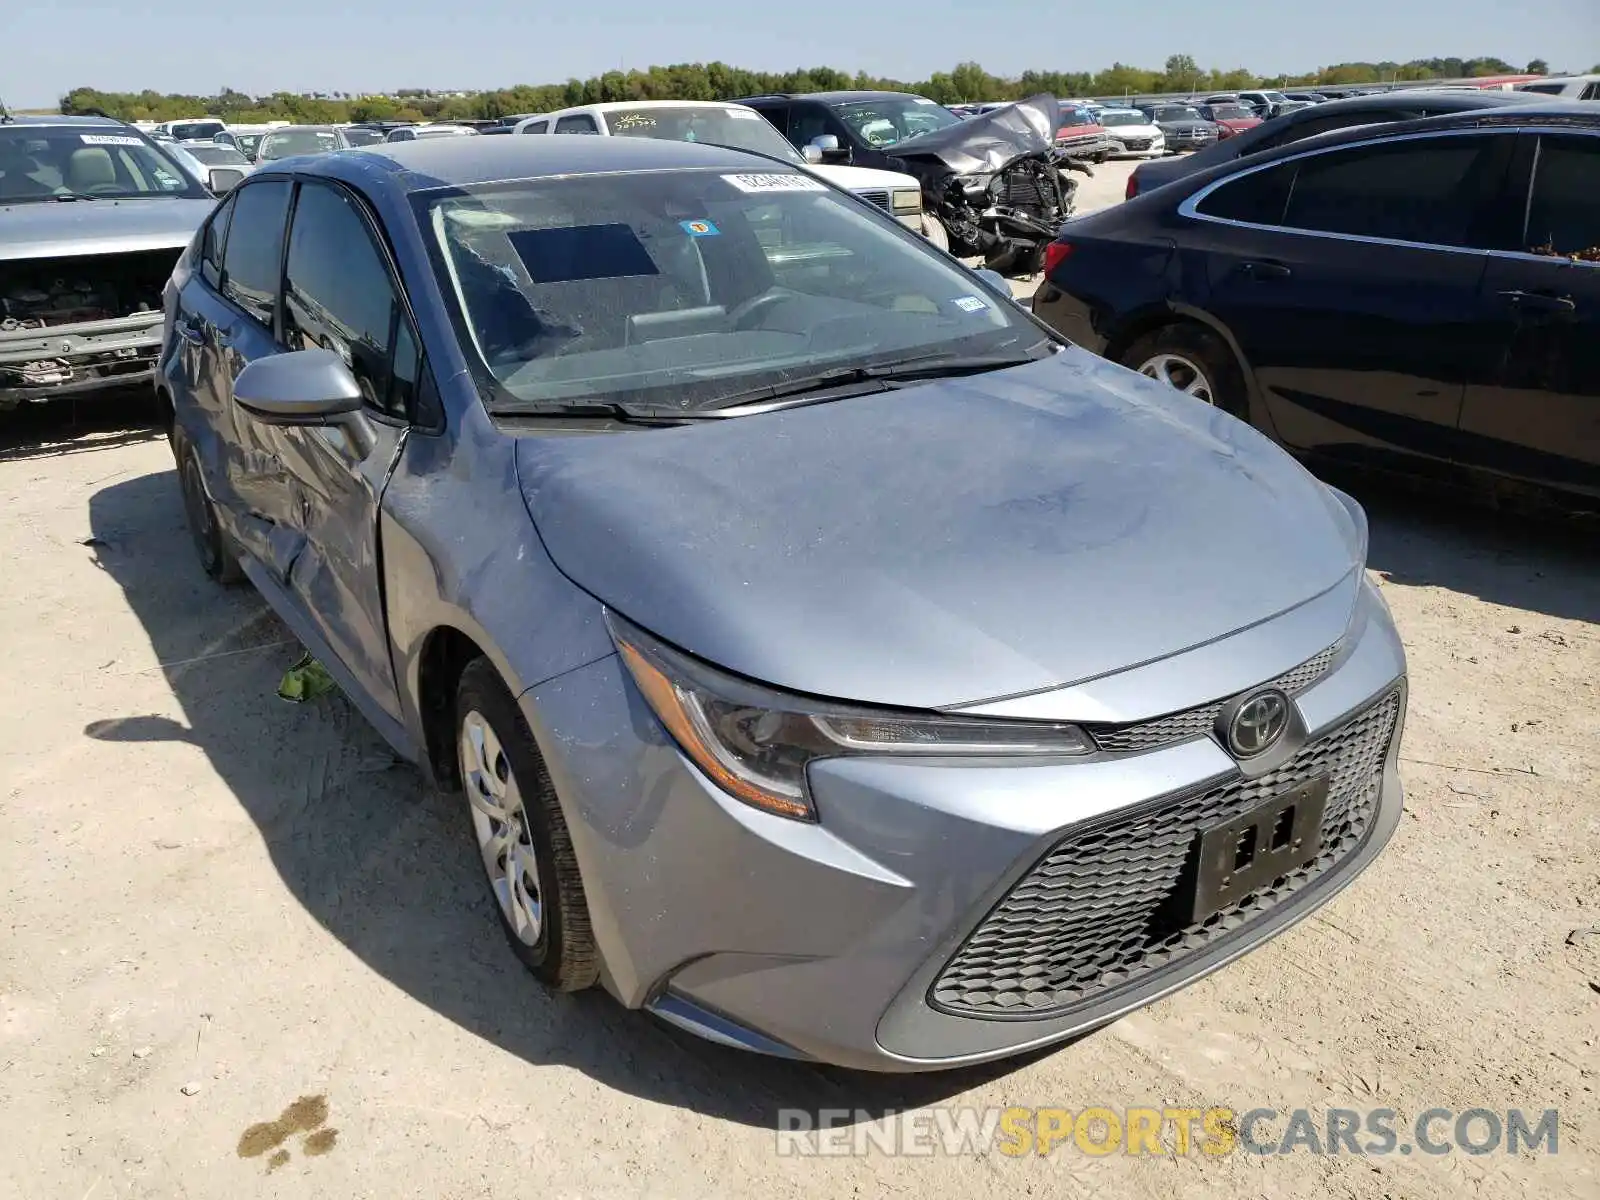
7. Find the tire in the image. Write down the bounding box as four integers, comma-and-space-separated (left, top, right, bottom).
455, 658, 598, 991
1120, 323, 1248, 421
174, 433, 245, 584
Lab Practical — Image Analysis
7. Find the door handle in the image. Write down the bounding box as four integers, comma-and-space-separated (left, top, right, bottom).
1239, 260, 1292, 280
1498, 290, 1576, 313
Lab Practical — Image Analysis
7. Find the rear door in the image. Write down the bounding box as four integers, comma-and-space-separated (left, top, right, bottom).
1458, 132, 1600, 498
1190, 131, 1518, 473
192, 176, 300, 576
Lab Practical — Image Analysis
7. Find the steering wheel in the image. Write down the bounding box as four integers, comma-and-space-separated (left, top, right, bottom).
727, 289, 791, 331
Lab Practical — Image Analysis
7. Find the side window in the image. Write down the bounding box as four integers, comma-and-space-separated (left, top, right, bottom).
1194, 161, 1296, 225
1582, 83, 1600, 101
283, 181, 411, 418
554, 114, 598, 134
787, 103, 838, 149
1524, 136, 1600, 259
1280, 135, 1509, 247
200, 191, 236, 288
522, 120, 549, 135
220, 179, 291, 326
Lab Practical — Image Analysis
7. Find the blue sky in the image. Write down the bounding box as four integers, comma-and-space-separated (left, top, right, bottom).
10, 0, 1597, 105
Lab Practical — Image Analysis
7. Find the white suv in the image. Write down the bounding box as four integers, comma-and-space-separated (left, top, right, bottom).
514, 101, 944, 248
1517, 74, 1600, 100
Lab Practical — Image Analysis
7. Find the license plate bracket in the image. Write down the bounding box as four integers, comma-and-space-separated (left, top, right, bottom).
1191, 777, 1329, 924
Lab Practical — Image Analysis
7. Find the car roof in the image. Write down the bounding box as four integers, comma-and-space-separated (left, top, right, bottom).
3, 114, 131, 128
325, 132, 787, 191
265, 124, 340, 132
739, 91, 932, 105
559, 100, 757, 113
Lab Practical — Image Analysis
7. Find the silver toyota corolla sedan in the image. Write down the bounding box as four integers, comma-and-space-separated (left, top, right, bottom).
158, 136, 1407, 1072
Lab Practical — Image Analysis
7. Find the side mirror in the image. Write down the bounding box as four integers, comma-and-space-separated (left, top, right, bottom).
973, 266, 1029, 309
802, 144, 823, 164
207, 167, 245, 195
232, 349, 377, 458
809, 134, 849, 163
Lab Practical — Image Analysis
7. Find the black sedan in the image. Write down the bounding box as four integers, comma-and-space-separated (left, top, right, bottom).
1128, 90, 1549, 199
1033, 103, 1600, 509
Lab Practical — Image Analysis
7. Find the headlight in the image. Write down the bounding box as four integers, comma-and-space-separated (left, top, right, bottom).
891, 188, 922, 214
610, 616, 1092, 822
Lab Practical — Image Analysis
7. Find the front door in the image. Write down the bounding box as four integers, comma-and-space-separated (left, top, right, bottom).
1192, 131, 1517, 475
257, 178, 422, 720
1458, 132, 1600, 500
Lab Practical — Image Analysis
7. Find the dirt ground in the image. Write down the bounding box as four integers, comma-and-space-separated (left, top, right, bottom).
2, 157, 1596, 1200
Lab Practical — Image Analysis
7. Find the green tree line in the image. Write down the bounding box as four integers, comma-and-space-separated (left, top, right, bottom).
59, 53, 1578, 124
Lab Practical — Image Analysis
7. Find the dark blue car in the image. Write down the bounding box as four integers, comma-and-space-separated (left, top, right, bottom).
1032, 102, 1600, 508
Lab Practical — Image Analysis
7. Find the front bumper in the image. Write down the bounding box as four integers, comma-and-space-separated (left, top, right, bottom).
524, 576, 1406, 1071
0, 310, 163, 409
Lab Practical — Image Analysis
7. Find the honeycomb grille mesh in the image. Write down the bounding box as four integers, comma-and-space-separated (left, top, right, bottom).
930, 692, 1399, 1019
1089, 644, 1339, 754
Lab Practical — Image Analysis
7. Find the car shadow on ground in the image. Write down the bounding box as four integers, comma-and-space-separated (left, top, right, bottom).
0, 389, 163, 463
84, 467, 1077, 1130
1348, 477, 1599, 628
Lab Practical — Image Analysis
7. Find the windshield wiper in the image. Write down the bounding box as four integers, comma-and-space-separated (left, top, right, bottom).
704, 349, 1050, 414
487, 400, 696, 426
51, 192, 100, 202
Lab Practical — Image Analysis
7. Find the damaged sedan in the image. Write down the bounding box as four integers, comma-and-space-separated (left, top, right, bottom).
162, 135, 1407, 1072
738, 92, 1082, 275
1, 115, 238, 411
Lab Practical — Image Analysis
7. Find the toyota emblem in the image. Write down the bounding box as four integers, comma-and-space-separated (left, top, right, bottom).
1227, 690, 1290, 758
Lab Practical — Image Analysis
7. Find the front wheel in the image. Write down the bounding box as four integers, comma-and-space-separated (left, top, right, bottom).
455, 658, 598, 991
1120, 324, 1248, 421
174, 435, 244, 584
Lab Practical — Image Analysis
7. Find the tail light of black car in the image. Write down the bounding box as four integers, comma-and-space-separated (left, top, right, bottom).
1042, 241, 1073, 277
1125, 173, 1140, 201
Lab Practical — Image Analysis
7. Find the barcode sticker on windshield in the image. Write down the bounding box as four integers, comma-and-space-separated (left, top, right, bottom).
952, 295, 989, 312
722, 173, 827, 193
911, 97, 938, 105
79, 134, 144, 147
726, 108, 761, 119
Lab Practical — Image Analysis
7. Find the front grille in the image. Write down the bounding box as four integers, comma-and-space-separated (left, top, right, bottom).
1088, 644, 1339, 755
931, 691, 1399, 1018
855, 189, 890, 211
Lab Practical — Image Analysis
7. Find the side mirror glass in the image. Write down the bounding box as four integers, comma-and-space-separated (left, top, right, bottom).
207, 167, 245, 195
232, 349, 376, 456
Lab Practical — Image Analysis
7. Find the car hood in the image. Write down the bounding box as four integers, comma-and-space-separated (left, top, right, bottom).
515, 350, 1361, 710
883, 94, 1060, 177
0, 197, 217, 262
1217, 118, 1262, 130
1156, 119, 1217, 133
807, 163, 921, 191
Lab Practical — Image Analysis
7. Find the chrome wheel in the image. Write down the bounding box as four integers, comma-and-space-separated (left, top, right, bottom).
1137, 353, 1215, 404
459, 709, 542, 945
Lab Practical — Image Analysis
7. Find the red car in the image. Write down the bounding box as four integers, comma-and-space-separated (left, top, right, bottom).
1196, 101, 1262, 139
1054, 103, 1112, 160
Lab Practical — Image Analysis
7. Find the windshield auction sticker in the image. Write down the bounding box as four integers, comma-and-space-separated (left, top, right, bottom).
722, 173, 827, 193
79, 134, 145, 146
